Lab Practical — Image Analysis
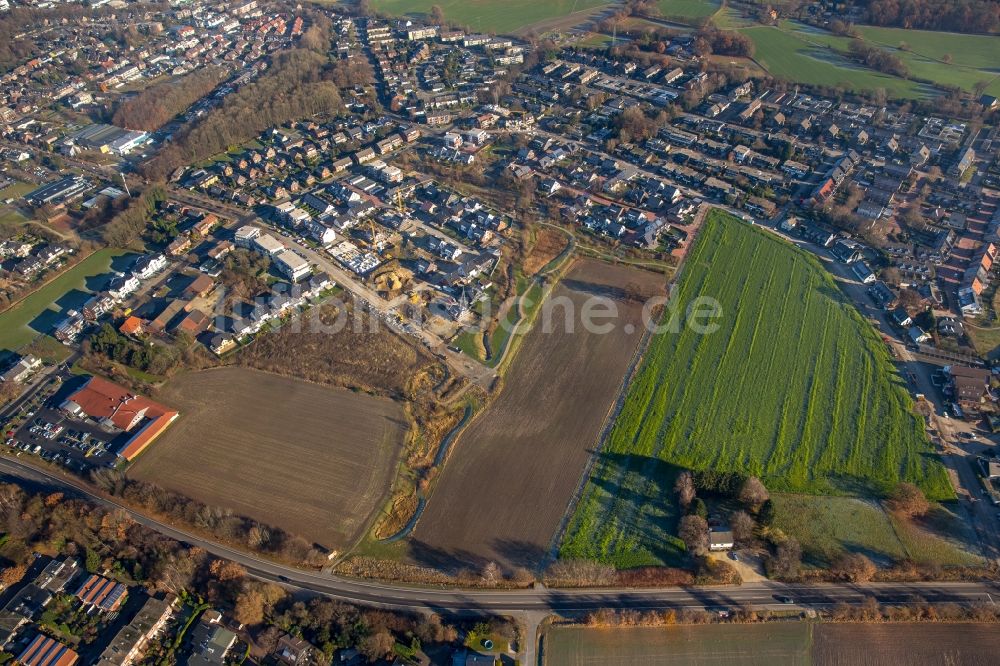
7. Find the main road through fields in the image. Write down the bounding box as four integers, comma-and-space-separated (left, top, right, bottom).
0, 457, 997, 614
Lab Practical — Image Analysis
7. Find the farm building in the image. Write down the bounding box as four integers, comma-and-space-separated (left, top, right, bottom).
60, 376, 179, 461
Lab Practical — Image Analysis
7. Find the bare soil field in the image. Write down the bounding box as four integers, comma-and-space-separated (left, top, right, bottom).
412, 259, 665, 572
544, 623, 1000, 665
130, 367, 407, 550
544, 624, 811, 665
812, 623, 1000, 665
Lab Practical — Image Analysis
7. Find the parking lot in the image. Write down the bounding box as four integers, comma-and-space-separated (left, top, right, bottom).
5, 405, 119, 471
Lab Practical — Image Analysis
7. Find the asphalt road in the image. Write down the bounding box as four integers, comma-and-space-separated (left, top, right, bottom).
0, 456, 997, 615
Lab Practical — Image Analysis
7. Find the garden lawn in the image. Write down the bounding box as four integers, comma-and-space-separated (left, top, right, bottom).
0, 248, 123, 351
369, 0, 609, 35
560, 210, 951, 567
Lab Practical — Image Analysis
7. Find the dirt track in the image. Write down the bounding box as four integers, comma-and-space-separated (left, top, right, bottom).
412, 259, 664, 572
129, 367, 407, 550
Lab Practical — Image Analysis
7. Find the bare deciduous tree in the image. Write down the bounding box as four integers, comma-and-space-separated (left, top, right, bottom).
739, 476, 769, 509
833, 553, 877, 583
730, 510, 756, 545
675, 471, 696, 508
679, 515, 709, 556
887, 482, 930, 518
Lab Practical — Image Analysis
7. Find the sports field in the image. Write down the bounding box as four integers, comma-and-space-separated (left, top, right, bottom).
129, 367, 407, 550
544, 623, 1000, 665
369, 0, 609, 35
0, 248, 125, 351
560, 210, 951, 568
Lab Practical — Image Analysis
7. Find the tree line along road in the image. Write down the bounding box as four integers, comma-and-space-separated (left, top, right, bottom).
0, 456, 997, 614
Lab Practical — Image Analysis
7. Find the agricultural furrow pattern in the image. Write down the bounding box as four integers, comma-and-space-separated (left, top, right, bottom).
560, 211, 952, 567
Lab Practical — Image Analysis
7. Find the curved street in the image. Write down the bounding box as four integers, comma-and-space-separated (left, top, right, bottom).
0, 456, 997, 615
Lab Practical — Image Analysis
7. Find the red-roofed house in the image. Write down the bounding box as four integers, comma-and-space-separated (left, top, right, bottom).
60, 376, 178, 461
75, 574, 127, 612
119, 316, 145, 337
17, 634, 79, 666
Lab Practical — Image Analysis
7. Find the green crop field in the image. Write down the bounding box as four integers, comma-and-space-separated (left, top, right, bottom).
369, 0, 609, 35
0, 248, 124, 351
560, 210, 951, 568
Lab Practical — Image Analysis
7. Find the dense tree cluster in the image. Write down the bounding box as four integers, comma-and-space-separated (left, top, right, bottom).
0, 483, 466, 660
694, 28, 756, 57
326, 58, 375, 88
113, 67, 225, 131
141, 49, 345, 182
865, 0, 1000, 33
612, 106, 671, 143
100, 186, 165, 247
87, 323, 179, 375
264, 598, 459, 663
848, 39, 910, 78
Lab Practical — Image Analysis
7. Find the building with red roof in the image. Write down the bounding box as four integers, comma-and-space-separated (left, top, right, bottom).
118, 316, 145, 337
17, 634, 79, 666
60, 376, 178, 461
75, 574, 127, 613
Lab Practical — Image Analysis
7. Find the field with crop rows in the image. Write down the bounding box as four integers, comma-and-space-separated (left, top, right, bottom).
544, 623, 1000, 665
560, 210, 951, 567
413, 259, 664, 572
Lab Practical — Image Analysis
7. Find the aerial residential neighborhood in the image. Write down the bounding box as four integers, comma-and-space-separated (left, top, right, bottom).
1, 0, 1000, 663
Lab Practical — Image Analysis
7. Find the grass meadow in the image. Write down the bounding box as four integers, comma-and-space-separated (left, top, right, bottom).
737, 20, 1000, 98
739, 25, 927, 98
773, 495, 981, 568
560, 210, 951, 567
0, 248, 125, 352
657, 0, 719, 21
369, 0, 609, 35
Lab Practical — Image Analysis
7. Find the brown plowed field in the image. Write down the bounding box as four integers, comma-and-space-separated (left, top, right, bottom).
412, 259, 664, 572
129, 367, 406, 550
